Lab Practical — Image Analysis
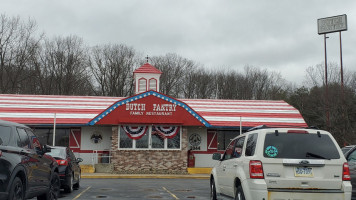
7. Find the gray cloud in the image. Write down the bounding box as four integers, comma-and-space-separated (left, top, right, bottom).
1, 0, 355, 85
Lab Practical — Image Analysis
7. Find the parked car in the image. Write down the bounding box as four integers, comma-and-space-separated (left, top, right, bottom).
342, 145, 356, 198
0, 120, 60, 200
46, 146, 82, 193
343, 145, 356, 154
210, 126, 352, 200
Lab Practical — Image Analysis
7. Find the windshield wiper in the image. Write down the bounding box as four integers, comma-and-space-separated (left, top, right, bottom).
306, 152, 329, 159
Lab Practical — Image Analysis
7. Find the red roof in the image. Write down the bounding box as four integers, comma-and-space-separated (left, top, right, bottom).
0, 93, 307, 127
133, 63, 162, 74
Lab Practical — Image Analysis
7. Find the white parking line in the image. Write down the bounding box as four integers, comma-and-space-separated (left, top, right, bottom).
72, 186, 92, 200
162, 187, 179, 199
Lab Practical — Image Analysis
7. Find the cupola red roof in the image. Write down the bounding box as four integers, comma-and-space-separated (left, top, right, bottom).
133, 63, 162, 74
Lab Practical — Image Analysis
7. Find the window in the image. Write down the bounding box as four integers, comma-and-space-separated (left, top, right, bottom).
149, 78, 157, 91
26, 129, 42, 154
17, 128, 31, 149
233, 137, 245, 158
245, 133, 258, 157
217, 130, 240, 150
0, 125, 11, 146
263, 133, 340, 159
348, 150, 356, 162
118, 125, 181, 150
138, 78, 147, 93
223, 139, 236, 160
34, 128, 70, 146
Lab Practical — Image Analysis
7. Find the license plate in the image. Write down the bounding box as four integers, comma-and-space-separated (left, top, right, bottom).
294, 167, 313, 177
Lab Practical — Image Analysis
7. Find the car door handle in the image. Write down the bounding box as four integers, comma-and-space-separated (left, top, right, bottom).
233, 164, 238, 167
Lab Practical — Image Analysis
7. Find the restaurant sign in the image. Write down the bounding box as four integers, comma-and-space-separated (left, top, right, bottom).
126, 103, 177, 116
318, 14, 347, 35
91, 91, 208, 126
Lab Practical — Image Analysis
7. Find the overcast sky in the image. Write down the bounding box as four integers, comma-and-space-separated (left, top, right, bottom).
1, 0, 355, 85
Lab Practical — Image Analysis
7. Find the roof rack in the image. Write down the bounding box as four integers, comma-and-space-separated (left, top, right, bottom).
247, 125, 268, 132
247, 124, 317, 132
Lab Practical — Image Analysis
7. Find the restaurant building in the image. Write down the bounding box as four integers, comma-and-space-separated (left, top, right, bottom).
0, 63, 307, 173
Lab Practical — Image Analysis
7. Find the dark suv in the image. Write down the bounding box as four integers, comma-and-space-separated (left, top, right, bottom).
0, 120, 60, 200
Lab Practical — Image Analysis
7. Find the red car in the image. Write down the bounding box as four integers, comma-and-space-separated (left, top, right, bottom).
46, 146, 83, 193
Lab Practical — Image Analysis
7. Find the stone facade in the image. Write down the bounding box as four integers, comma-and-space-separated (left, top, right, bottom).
110, 126, 188, 173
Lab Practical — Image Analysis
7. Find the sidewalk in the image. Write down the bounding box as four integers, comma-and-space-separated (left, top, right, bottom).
81, 172, 210, 179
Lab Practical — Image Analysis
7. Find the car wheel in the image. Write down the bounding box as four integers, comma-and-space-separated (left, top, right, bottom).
64, 173, 74, 193
9, 177, 24, 200
37, 172, 60, 200
235, 186, 245, 200
73, 173, 80, 190
210, 178, 217, 200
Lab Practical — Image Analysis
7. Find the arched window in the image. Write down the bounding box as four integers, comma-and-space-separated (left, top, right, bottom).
138, 78, 147, 93
149, 78, 157, 91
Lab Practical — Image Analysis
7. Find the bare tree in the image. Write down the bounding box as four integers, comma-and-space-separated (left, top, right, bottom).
37, 35, 92, 95
305, 62, 343, 87
89, 44, 137, 97
0, 14, 42, 93
150, 53, 198, 98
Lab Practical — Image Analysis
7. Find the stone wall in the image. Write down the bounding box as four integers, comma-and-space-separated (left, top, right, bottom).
110, 126, 188, 173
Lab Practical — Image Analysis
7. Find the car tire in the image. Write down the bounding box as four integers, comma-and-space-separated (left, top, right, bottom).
73, 173, 80, 190
64, 173, 74, 193
37, 172, 60, 200
210, 178, 217, 200
8, 177, 24, 200
235, 186, 245, 200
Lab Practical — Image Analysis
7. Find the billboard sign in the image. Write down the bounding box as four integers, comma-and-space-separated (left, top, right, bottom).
318, 14, 347, 35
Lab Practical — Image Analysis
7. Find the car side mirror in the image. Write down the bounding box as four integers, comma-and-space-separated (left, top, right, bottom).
43, 145, 52, 154
76, 158, 83, 163
212, 153, 222, 161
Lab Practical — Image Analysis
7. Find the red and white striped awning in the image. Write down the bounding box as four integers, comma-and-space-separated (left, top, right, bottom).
181, 99, 306, 127
0, 94, 123, 124
0, 93, 306, 127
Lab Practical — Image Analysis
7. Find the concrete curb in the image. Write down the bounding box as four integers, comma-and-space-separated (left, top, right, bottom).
81, 173, 210, 179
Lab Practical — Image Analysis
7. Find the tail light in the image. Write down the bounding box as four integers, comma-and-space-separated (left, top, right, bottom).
343, 162, 351, 181
0, 150, 2, 157
249, 160, 264, 179
56, 160, 68, 166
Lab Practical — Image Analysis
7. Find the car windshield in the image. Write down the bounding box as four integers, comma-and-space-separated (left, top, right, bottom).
46, 148, 66, 159
263, 132, 340, 159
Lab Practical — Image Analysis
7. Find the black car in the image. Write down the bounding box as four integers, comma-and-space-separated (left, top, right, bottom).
0, 120, 60, 200
343, 145, 356, 198
46, 146, 82, 193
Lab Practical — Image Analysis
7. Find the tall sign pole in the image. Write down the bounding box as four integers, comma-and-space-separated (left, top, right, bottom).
339, 32, 344, 101
323, 34, 329, 128
317, 14, 347, 130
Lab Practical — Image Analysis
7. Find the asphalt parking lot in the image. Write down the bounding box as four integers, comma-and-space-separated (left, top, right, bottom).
57, 178, 210, 200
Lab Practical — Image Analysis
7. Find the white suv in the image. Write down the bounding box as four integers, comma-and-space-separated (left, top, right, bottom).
210, 127, 352, 200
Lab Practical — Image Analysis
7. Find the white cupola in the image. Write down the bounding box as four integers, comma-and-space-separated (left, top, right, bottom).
133, 63, 162, 94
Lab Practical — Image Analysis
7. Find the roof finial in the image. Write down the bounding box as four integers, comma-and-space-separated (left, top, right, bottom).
146, 55, 149, 63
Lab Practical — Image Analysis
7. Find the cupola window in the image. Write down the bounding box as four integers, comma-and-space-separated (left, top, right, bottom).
149, 78, 157, 91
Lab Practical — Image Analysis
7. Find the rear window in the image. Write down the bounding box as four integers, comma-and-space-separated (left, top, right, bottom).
263, 133, 340, 159
0, 125, 11, 146
46, 148, 66, 159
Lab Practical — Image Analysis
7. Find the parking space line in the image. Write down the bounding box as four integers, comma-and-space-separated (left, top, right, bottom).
72, 186, 92, 200
162, 187, 179, 199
